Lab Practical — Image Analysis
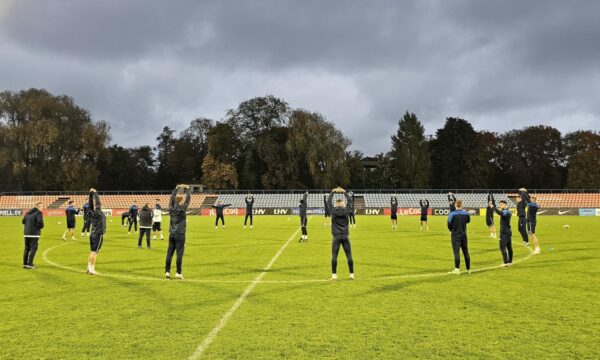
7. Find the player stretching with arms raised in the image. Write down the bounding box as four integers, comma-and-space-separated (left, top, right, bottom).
212, 201, 230, 229
390, 196, 398, 230
244, 194, 254, 229
323, 194, 331, 226
520, 188, 541, 254
419, 198, 429, 231
81, 202, 92, 238
448, 192, 457, 212
348, 191, 356, 228
327, 187, 355, 280
165, 184, 191, 279
447, 199, 471, 275
515, 192, 529, 246
87, 189, 106, 275
491, 194, 513, 267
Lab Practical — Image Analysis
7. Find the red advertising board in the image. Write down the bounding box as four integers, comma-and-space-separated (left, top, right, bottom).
200, 208, 246, 216
383, 208, 432, 216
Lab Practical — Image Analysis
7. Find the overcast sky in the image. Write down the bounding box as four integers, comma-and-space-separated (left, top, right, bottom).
1, 0, 599, 154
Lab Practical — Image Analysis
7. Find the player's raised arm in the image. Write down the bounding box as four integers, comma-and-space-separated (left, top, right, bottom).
182, 185, 191, 210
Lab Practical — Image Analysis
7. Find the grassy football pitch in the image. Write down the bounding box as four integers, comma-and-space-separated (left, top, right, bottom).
0, 214, 598, 359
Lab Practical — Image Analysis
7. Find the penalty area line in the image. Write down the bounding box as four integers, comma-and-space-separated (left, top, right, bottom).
188, 223, 305, 359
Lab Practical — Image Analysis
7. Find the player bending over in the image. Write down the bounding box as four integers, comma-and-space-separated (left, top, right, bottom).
121, 210, 130, 227
390, 196, 398, 230
491, 195, 513, 267
419, 199, 429, 231
22, 202, 44, 269
212, 201, 230, 229
165, 184, 191, 279
520, 188, 541, 255
447, 199, 471, 275
152, 200, 164, 240
62, 200, 78, 241
328, 187, 355, 280
299, 192, 308, 242
138, 203, 153, 249
87, 189, 106, 275
244, 194, 254, 229
486, 194, 496, 238
128, 201, 139, 234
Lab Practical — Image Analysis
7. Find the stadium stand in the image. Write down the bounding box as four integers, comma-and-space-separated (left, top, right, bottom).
2, 192, 600, 210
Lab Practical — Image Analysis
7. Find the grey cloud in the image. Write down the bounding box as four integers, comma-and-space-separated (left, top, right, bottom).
1, 0, 599, 154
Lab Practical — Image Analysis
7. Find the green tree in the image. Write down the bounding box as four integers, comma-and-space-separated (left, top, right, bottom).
564, 131, 600, 188
201, 154, 238, 190
0, 88, 109, 190
286, 110, 351, 188
429, 117, 482, 188
389, 112, 430, 188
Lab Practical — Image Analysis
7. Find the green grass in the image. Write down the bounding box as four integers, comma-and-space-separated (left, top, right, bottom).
0, 214, 598, 359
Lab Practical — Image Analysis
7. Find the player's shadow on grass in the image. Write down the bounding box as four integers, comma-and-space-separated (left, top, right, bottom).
361, 275, 452, 294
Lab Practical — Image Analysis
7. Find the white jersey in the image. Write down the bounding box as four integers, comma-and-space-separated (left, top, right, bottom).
153, 208, 162, 222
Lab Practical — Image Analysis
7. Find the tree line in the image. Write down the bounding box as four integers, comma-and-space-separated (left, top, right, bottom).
1, 88, 599, 191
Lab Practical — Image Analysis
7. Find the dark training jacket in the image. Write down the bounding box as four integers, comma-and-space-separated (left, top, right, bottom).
89, 192, 106, 236
299, 193, 308, 218
23, 207, 44, 237
139, 205, 153, 228
493, 206, 512, 236
447, 209, 471, 236
245, 196, 254, 211
212, 204, 230, 216
327, 192, 352, 238
169, 188, 191, 236
420, 200, 429, 216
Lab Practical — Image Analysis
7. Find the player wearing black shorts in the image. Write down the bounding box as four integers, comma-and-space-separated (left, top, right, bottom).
244, 194, 254, 229
491, 195, 513, 267
22, 202, 44, 269
299, 192, 308, 242
62, 201, 78, 241
152, 201, 163, 240
486, 194, 496, 239
390, 196, 398, 230
165, 184, 191, 279
87, 189, 106, 275
419, 199, 429, 231
327, 187, 355, 280
447, 199, 471, 275
520, 188, 541, 255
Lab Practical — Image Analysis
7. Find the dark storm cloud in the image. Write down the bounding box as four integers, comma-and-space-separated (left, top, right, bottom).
1, 0, 599, 153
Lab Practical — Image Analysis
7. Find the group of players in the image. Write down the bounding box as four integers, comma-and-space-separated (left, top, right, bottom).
21, 187, 541, 280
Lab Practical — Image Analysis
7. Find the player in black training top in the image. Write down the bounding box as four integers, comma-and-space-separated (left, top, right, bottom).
515, 191, 529, 246
491, 194, 513, 267
165, 184, 191, 279
447, 199, 471, 274
520, 188, 541, 255
62, 200, 79, 241
212, 201, 231, 229
81, 202, 92, 238
327, 187, 355, 280
390, 196, 398, 230
121, 210, 130, 227
299, 192, 308, 242
87, 188, 106, 275
486, 194, 497, 239
348, 191, 356, 228
419, 199, 429, 231
22, 201, 45, 269
448, 192, 457, 212
323, 194, 331, 226
244, 194, 254, 229
128, 201, 139, 234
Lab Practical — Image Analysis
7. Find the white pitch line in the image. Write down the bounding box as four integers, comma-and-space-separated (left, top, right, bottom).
188, 226, 302, 360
